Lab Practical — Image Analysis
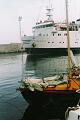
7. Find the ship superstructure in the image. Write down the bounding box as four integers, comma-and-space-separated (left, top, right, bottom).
22, 4, 80, 55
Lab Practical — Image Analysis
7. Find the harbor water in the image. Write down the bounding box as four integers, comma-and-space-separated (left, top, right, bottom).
0, 53, 80, 120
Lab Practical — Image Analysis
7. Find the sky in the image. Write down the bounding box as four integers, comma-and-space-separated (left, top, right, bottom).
0, 0, 80, 44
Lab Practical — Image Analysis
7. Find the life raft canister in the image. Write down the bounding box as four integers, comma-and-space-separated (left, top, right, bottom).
32, 42, 36, 48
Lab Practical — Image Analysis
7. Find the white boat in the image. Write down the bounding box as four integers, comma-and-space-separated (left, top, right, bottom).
65, 105, 80, 120
22, 2, 80, 55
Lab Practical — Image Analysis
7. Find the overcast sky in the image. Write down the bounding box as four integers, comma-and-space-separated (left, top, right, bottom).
0, 0, 80, 44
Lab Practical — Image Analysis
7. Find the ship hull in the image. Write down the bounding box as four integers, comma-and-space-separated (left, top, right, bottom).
20, 88, 79, 119
25, 48, 80, 56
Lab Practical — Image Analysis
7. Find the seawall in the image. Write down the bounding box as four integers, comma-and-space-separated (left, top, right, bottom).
0, 43, 24, 53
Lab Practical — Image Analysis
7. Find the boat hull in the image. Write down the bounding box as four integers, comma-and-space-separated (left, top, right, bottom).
20, 88, 79, 118
25, 48, 80, 56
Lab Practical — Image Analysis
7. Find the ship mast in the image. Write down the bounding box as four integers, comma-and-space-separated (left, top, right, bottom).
46, 0, 53, 21
65, 0, 71, 77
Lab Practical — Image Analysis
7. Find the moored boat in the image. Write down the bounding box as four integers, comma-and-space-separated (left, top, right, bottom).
19, 74, 80, 119
21, 1, 80, 56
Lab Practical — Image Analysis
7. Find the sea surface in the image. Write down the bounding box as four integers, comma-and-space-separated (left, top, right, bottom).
0, 53, 80, 120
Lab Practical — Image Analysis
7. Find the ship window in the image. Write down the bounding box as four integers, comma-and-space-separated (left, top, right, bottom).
60, 27, 67, 31
46, 24, 53, 27
43, 25, 45, 28
63, 42, 64, 43
36, 26, 41, 29
39, 33, 41, 36
32, 27, 35, 29
48, 42, 50, 43
25, 40, 31, 42
47, 34, 48, 36
64, 33, 67, 36
40, 25, 42, 28
52, 42, 54, 43
35, 24, 54, 29
75, 26, 78, 31
59, 42, 61, 43
55, 28, 57, 30
53, 34, 54, 36
69, 27, 72, 31
58, 34, 61, 36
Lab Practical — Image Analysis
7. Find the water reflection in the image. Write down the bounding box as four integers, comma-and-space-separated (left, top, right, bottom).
20, 106, 47, 120
20, 105, 62, 120
24, 55, 68, 79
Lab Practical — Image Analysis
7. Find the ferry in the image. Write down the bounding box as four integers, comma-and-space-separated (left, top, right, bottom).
22, 3, 80, 55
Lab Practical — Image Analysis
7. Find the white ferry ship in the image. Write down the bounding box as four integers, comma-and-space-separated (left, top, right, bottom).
22, 5, 80, 56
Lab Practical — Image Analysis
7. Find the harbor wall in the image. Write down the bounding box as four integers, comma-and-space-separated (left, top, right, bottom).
0, 43, 23, 53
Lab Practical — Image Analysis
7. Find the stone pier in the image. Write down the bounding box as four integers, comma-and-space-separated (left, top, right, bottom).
0, 43, 23, 53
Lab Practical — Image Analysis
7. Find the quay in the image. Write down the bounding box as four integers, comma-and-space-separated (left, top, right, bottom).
0, 43, 24, 53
